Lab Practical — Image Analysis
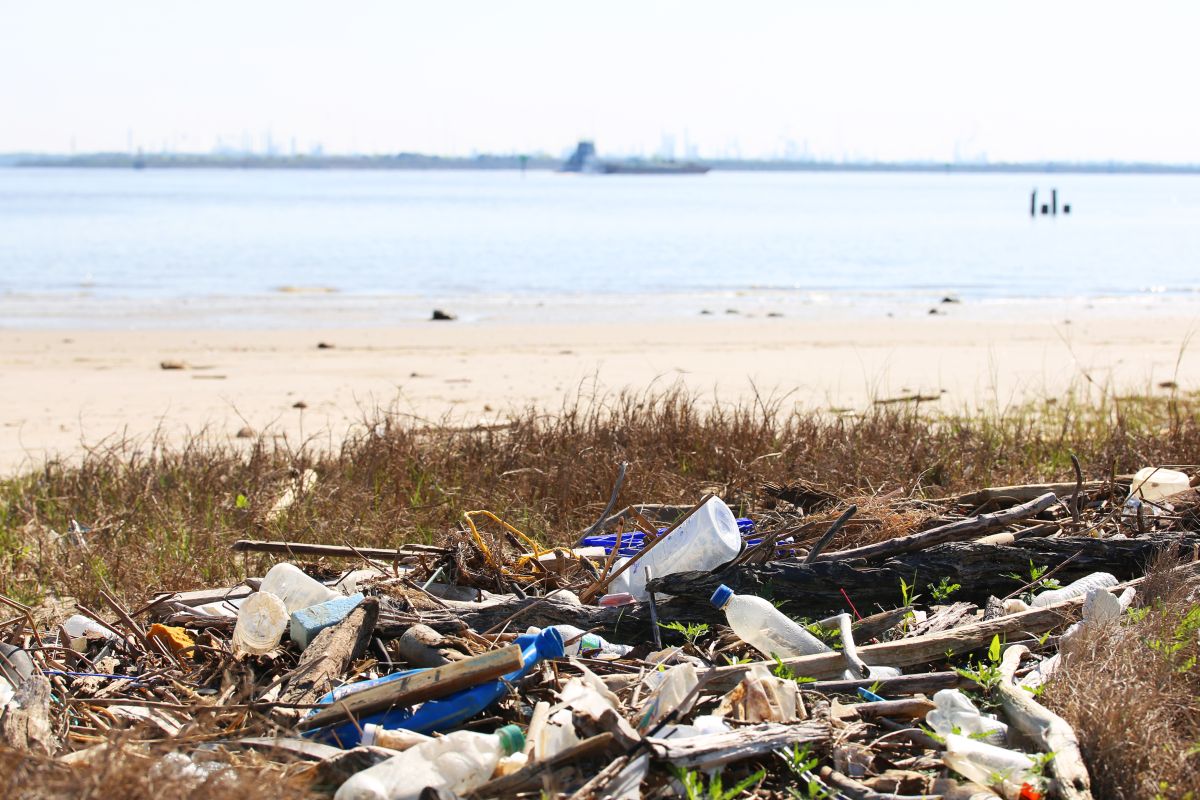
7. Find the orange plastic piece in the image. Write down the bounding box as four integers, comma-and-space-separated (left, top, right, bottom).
1018, 784, 1043, 800
147, 623, 195, 657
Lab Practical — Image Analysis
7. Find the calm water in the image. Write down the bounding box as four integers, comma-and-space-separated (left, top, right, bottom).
2, 167, 1199, 326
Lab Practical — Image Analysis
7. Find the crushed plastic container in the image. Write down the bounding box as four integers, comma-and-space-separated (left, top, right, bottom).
360, 725, 432, 751
1128, 467, 1191, 502
334, 724, 524, 800
526, 624, 633, 657
1031, 572, 1117, 608
926, 689, 1008, 746
582, 517, 755, 557
231, 591, 289, 655
259, 562, 340, 614
608, 497, 744, 601
942, 733, 1038, 800
312, 628, 564, 746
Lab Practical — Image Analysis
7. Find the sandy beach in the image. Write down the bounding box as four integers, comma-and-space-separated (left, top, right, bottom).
3, 308, 1197, 475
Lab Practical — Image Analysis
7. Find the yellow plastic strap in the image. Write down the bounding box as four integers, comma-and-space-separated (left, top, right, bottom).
463, 510, 549, 578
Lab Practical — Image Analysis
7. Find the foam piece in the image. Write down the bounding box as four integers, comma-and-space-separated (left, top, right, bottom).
289, 592, 365, 650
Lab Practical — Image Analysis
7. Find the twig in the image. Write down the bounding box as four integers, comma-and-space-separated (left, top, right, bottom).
805, 504, 858, 564
575, 460, 629, 545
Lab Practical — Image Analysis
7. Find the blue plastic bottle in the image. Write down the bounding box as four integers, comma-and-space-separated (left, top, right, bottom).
310, 627, 564, 747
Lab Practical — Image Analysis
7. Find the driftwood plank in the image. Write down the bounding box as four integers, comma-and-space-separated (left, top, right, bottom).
647, 719, 830, 769
279, 598, 379, 706
298, 645, 522, 731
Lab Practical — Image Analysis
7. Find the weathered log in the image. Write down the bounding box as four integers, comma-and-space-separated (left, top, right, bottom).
810, 492, 1059, 564
997, 645, 1092, 800
279, 598, 378, 706
651, 532, 1200, 614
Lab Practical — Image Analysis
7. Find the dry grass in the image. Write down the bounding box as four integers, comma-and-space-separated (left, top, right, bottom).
2, 388, 1199, 609
1043, 554, 1200, 799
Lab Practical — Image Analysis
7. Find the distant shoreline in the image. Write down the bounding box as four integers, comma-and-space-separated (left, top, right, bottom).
5, 152, 1200, 175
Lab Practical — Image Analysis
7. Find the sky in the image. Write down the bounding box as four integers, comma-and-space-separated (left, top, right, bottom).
2, 1, 1198, 163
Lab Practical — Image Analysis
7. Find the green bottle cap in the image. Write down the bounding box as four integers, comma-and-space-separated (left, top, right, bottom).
495, 724, 525, 756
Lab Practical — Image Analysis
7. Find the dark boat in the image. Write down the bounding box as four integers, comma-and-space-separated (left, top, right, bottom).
560, 140, 709, 175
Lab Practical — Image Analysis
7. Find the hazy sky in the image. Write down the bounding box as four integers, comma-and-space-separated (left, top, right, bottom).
3, 1, 1197, 162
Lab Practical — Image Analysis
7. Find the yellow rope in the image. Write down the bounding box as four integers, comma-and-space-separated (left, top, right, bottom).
462, 510, 551, 579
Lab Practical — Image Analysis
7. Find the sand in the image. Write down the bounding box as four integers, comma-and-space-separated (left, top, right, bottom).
2, 309, 1198, 475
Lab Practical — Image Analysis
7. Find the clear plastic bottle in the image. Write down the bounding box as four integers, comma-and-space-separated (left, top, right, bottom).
334, 724, 525, 800
608, 496, 743, 601
1031, 572, 1117, 608
259, 563, 340, 613
232, 591, 289, 654
710, 584, 897, 680
710, 584, 829, 658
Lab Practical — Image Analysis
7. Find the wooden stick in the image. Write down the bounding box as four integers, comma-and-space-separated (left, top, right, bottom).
297, 644, 523, 731
579, 493, 713, 603
810, 492, 1058, 563
804, 504, 858, 564
230, 540, 446, 559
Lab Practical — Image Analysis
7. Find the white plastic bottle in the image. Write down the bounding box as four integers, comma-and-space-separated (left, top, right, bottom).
525, 625, 633, 657
231, 591, 288, 654
259, 563, 340, 613
1031, 572, 1117, 608
608, 496, 743, 601
334, 724, 525, 800
710, 584, 830, 658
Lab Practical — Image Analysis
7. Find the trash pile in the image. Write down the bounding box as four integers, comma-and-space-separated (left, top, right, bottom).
2, 466, 1199, 798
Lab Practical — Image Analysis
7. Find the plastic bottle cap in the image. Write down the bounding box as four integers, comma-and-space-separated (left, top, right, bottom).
496, 724, 525, 756
710, 584, 734, 609
536, 626, 566, 659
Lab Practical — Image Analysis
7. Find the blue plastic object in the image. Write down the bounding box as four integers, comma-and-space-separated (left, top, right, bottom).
710, 584, 734, 609
582, 518, 756, 557
857, 687, 885, 702
290, 592, 364, 649
309, 627, 565, 747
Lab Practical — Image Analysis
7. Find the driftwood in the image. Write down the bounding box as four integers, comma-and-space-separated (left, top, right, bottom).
647, 719, 830, 769
651, 532, 1200, 613
810, 492, 1059, 564
997, 645, 1092, 800
298, 644, 522, 731
279, 598, 378, 706
957, 480, 1123, 508
1, 674, 55, 755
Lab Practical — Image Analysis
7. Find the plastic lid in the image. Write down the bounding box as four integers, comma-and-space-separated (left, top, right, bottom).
496, 724, 525, 756
710, 584, 734, 609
